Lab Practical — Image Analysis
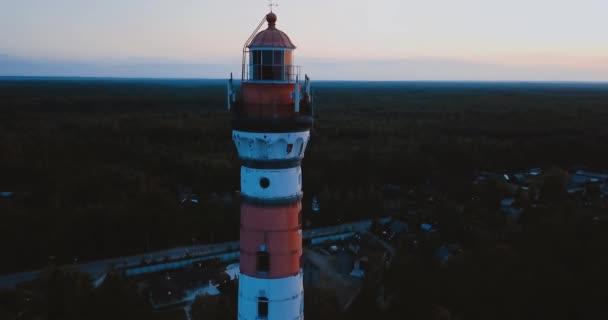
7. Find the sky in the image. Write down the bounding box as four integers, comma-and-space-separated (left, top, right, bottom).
0, 0, 607, 81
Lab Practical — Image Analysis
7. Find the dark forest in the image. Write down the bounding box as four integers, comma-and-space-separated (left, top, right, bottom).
1, 79, 608, 319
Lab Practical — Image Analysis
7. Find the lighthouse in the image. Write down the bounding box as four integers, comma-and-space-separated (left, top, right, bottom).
227, 10, 313, 320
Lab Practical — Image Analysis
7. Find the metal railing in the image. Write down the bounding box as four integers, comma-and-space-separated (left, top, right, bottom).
244, 64, 301, 82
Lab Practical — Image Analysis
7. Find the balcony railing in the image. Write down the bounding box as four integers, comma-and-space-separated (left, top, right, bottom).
244, 64, 301, 82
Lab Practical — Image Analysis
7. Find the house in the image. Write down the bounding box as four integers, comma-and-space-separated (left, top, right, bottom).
225, 263, 240, 280
571, 170, 608, 185
567, 170, 608, 195
421, 223, 433, 232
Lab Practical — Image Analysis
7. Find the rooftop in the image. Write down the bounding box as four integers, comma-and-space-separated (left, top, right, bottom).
248, 13, 296, 49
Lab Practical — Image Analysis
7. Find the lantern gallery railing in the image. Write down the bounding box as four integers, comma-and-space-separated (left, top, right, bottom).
245, 64, 301, 82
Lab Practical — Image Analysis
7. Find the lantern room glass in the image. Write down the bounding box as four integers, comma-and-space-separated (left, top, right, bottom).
250, 49, 289, 81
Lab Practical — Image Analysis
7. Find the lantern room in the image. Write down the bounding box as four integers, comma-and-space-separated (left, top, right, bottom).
244, 13, 298, 82
228, 11, 313, 131
229, 8, 311, 320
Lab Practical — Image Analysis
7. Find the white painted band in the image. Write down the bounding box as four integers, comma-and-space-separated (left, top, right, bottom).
241, 166, 302, 200
233, 130, 310, 161
238, 272, 304, 320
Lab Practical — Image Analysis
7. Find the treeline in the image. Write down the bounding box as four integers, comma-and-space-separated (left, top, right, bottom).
0, 268, 183, 320
1, 80, 608, 273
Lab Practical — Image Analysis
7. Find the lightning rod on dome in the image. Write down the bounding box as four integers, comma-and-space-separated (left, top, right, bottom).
268, 0, 278, 12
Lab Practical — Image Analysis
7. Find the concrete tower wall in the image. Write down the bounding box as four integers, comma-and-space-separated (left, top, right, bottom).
232, 11, 312, 320
238, 273, 304, 320
240, 166, 302, 200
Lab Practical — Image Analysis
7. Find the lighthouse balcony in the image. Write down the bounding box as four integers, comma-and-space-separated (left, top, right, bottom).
232, 131, 310, 166
244, 64, 301, 83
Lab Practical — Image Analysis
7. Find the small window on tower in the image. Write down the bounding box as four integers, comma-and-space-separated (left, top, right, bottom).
286, 143, 293, 154
258, 297, 269, 318
256, 251, 270, 273
260, 177, 270, 189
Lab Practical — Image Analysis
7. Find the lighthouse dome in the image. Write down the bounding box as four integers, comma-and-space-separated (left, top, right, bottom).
248, 13, 296, 49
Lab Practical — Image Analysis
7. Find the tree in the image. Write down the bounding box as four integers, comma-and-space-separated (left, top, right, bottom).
540, 167, 569, 203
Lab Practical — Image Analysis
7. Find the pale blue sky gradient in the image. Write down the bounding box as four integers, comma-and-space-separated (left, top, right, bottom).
1, 0, 607, 80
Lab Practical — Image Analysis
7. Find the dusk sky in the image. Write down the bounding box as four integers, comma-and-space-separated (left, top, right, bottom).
1, 0, 607, 81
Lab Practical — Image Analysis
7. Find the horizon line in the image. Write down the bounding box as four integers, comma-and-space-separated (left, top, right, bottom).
2, 76, 608, 85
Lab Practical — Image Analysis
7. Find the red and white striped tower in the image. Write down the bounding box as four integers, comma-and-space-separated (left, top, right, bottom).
227, 11, 313, 320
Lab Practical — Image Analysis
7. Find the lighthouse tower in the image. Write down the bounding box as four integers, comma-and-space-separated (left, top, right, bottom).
227, 11, 313, 320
